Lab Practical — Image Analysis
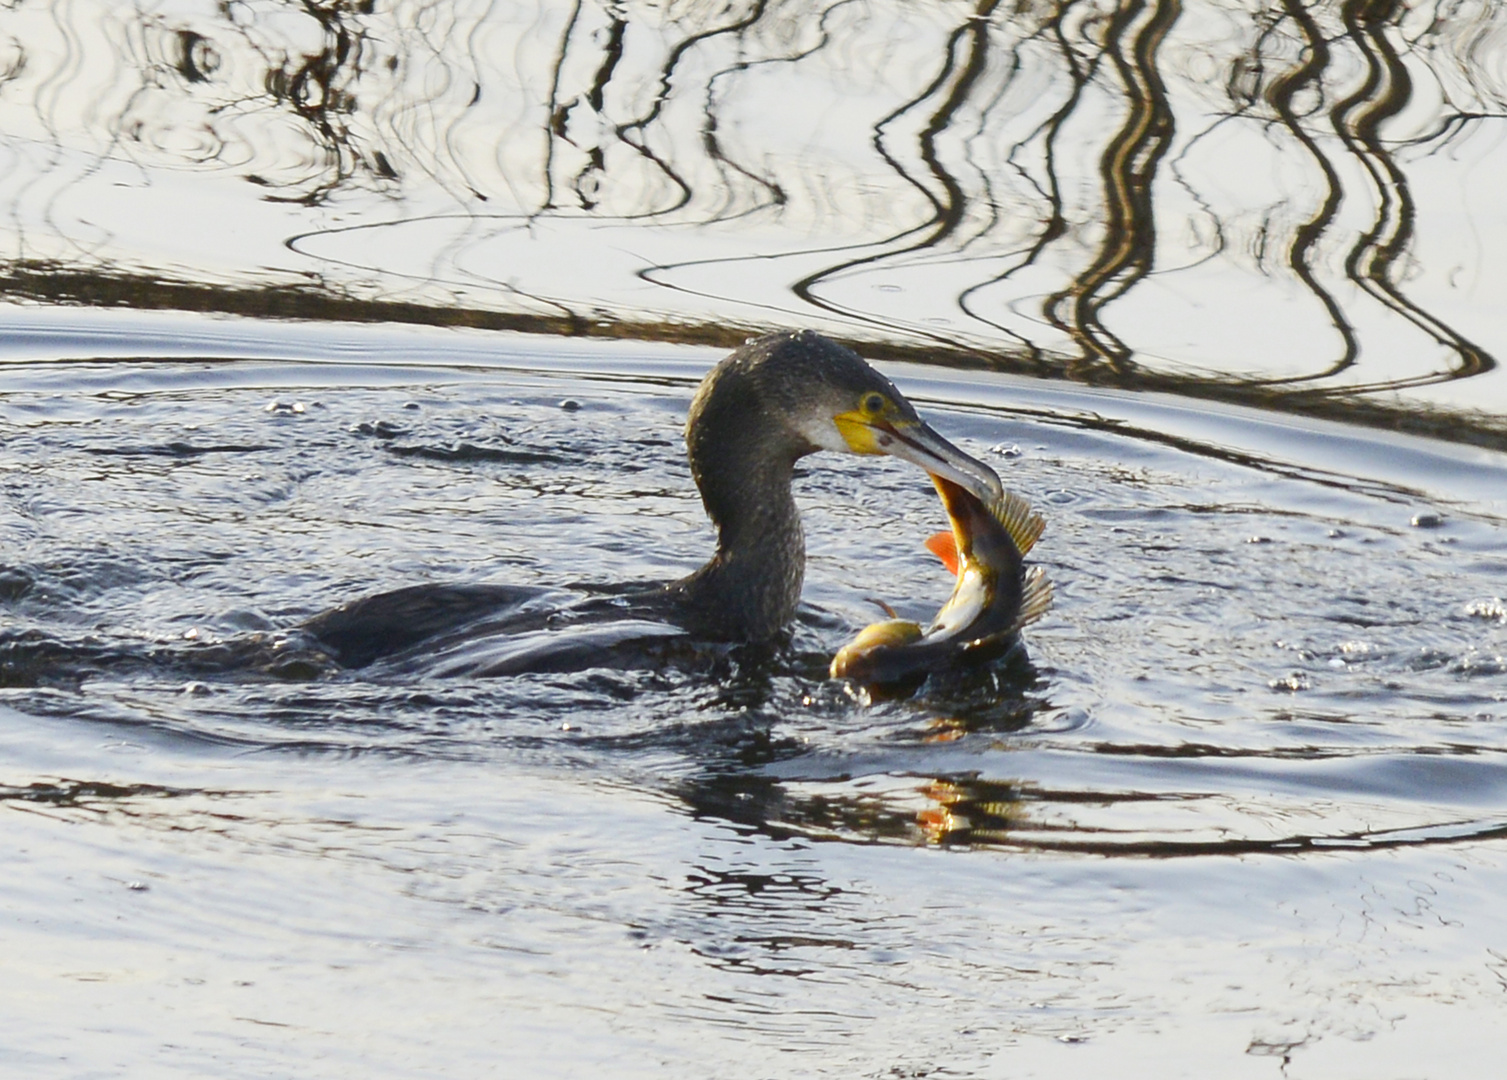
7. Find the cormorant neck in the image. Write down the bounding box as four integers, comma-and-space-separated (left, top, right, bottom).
674, 431, 809, 642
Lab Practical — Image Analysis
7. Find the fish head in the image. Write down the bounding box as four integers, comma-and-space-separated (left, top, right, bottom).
829, 617, 924, 679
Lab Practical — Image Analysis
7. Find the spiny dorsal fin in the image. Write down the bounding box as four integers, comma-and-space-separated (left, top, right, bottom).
990, 490, 1046, 555
1008, 565, 1053, 634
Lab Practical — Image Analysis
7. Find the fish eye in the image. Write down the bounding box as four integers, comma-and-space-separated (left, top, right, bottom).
861, 392, 887, 416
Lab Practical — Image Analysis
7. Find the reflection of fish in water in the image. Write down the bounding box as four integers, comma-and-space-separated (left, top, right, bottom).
830, 475, 1052, 687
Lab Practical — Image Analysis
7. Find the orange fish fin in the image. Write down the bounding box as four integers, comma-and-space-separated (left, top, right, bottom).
924, 531, 960, 575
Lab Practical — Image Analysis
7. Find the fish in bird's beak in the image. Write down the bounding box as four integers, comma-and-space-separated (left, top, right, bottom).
830, 474, 1052, 688
832, 396, 1004, 508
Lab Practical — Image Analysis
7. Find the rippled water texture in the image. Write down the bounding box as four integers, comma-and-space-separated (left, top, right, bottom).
1, 0, 1506, 427
2, 313, 1506, 1074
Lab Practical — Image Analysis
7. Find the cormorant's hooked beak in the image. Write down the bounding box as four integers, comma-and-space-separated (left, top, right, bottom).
835, 411, 1003, 506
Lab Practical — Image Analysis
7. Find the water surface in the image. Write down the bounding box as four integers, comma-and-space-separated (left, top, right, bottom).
2, 311, 1505, 1075
4, 0, 1507, 1071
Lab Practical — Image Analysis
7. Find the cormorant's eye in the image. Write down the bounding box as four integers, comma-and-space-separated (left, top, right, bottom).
861, 392, 887, 416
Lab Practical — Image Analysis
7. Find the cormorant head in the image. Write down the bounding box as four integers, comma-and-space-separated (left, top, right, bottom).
688, 330, 1003, 506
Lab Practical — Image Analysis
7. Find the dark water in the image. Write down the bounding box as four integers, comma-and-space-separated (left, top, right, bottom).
2, 310, 1505, 1075
2, 0, 1507, 434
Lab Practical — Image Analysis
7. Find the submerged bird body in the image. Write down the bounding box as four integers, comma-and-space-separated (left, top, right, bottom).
305, 331, 1004, 671
830, 475, 1053, 688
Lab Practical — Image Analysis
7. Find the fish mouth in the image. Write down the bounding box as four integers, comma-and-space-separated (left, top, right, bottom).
928, 473, 996, 561
921, 475, 998, 641
872, 418, 1004, 507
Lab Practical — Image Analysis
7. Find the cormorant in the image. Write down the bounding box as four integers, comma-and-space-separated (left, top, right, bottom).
304, 331, 1003, 672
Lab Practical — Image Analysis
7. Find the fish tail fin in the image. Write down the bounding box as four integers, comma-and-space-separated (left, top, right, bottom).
991, 490, 1046, 555
1009, 566, 1054, 634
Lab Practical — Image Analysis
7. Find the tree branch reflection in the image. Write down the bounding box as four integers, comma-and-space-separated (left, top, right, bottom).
0, 0, 1500, 411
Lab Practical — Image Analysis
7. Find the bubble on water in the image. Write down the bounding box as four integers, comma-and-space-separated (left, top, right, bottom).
350, 420, 406, 439
1454, 652, 1507, 677
990, 443, 1022, 457
1406, 647, 1455, 672
264, 400, 305, 414
1465, 598, 1506, 622
1270, 672, 1311, 692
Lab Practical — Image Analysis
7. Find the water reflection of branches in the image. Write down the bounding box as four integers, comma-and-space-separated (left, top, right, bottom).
1045, 0, 1179, 376
1263, 0, 1360, 381
1326, 0, 1492, 387
256, 0, 387, 205
791, 0, 1008, 346
1249, 0, 1494, 389
544, 0, 783, 219
3, 0, 1503, 396
957, 4, 1102, 361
